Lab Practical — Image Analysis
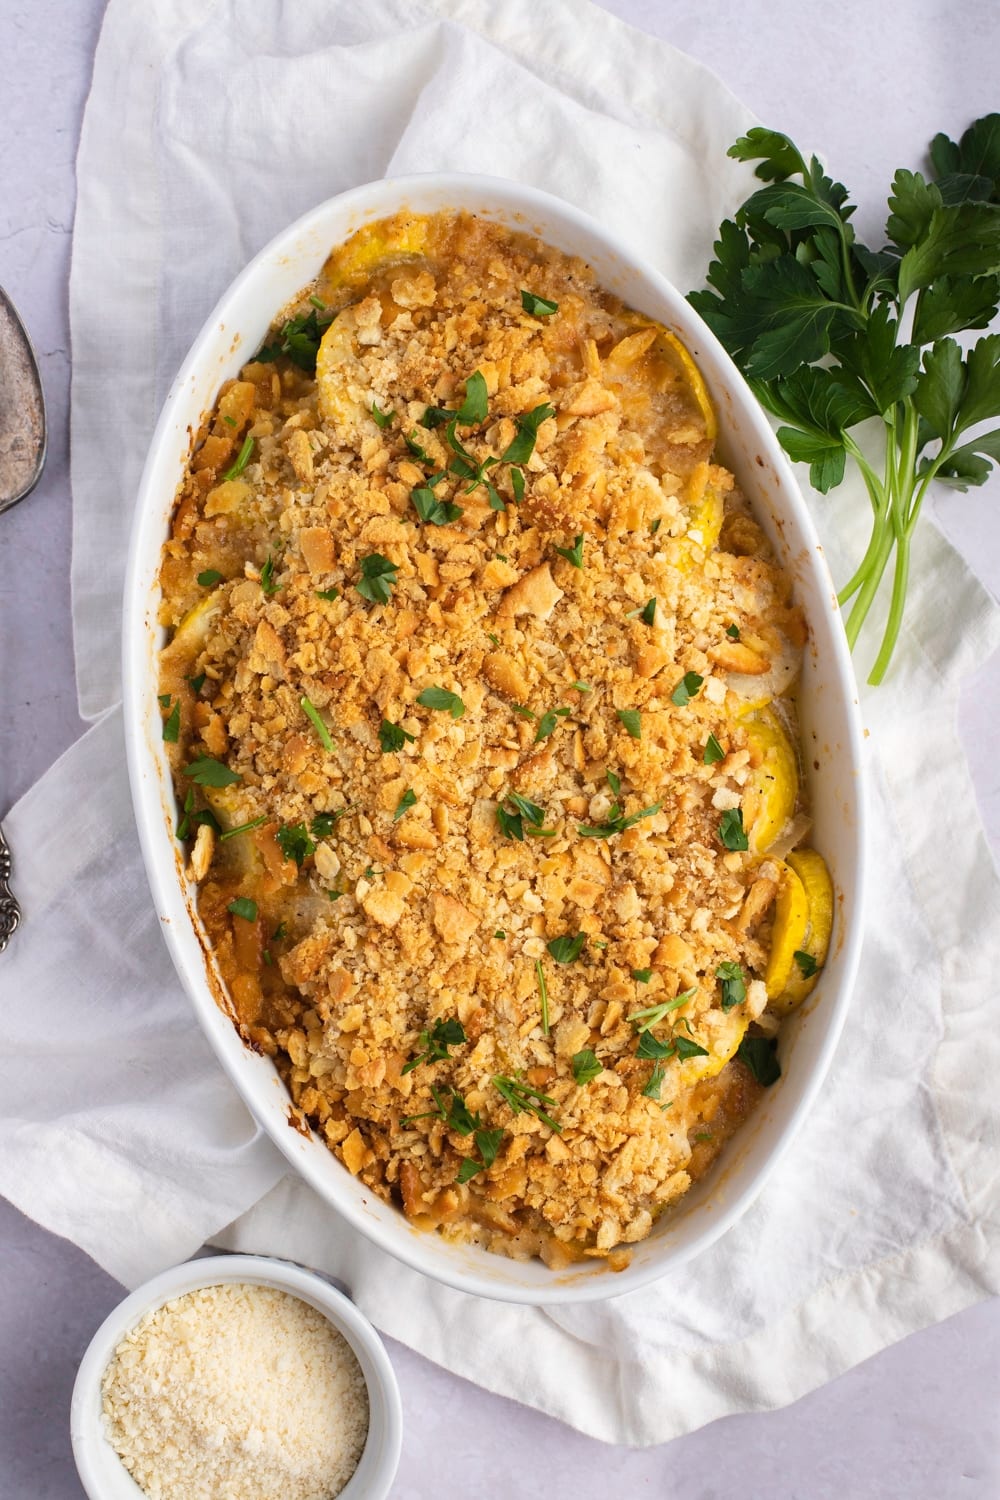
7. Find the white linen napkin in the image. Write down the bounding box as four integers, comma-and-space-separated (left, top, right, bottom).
1, 0, 997, 1449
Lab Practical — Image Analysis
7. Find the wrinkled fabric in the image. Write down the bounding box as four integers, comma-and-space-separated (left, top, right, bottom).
1, 0, 994, 1448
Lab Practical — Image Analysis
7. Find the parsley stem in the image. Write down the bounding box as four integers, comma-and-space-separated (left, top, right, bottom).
869, 530, 910, 685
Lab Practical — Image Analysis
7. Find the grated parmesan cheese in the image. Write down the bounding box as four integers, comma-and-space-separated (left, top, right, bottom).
101, 1282, 369, 1500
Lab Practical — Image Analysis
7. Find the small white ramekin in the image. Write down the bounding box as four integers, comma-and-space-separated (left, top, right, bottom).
70, 1253, 402, 1500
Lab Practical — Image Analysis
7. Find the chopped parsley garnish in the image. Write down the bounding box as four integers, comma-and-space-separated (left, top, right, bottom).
726, 623, 741, 641
547, 933, 587, 964
794, 949, 819, 978
671, 672, 704, 707
158, 693, 171, 708
417, 686, 465, 719
492, 1075, 561, 1133
457, 1125, 504, 1184
642, 1062, 668, 1100
577, 790, 662, 839
554, 533, 584, 568
500, 402, 555, 465
675, 1035, 710, 1060
495, 791, 546, 842
299, 695, 333, 752
639, 597, 657, 626
454, 370, 489, 424
631, 967, 652, 984
521, 289, 559, 316
227, 897, 258, 922
717, 961, 747, 1011
256, 306, 334, 374
494, 929, 506, 940
616, 709, 642, 739
487, 631, 501, 647
259, 552, 280, 597
402, 1016, 467, 1075
637, 1030, 674, 1060
371, 400, 394, 429
161, 699, 180, 743
219, 814, 268, 842
187, 673, 206, 694
197, 569, 223, 587
650, 518, 662, 535
315, 587, 339, 602
511, 704, 536, 721
404, 431, 431, 461
356, 553, 398, 605
535, 959, 550, 1034
719, 807, 750, 851
222, 414, 237, 428
630, 989, 697, 1031
311, 809, 351, 838
272, 922, 287, 940
276, 823, 316, 866
572, 1049, 602, 1086
510, 466, 525, 503
183, 756, 242, 788
535, 707, 569, 742
411, 481, 463, 525
222, 433, 254, 481
379, 719, 416, 754
309, 294, 326, 310
704, 732, 725, 766
737, 1035, 781, 1086
571, 680, 592, 693
393, 788, 417, 821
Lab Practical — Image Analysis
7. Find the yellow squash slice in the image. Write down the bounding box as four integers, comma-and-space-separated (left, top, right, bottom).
764, 860, 810, 999
770, 848, 834, 1013
320, 213, 431, 292
742, 706, 799, 853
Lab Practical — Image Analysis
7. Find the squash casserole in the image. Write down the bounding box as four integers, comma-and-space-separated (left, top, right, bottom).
157, 211, 832, 1270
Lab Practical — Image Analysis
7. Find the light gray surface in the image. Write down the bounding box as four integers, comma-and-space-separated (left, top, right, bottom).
0, 0, 998, 1496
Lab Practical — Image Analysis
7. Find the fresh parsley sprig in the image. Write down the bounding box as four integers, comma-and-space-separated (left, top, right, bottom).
689, 115, 1000, 684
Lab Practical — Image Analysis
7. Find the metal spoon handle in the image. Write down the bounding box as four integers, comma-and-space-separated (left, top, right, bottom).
0, 825, 20, 952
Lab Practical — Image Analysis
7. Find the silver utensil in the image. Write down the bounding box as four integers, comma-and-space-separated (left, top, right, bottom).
0, 286, 47, 514
0, 827, 19, 952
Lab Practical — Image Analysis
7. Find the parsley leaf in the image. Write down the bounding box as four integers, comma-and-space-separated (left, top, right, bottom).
315, 587, 339, 601
631, 967, 652, 984
577, 797, 662, 839
546, 933, 586, 964
276, 823, 316, 866
639, 597, 657, 626
256, 307, 334, 373
616, 709, 642, 739
356, 553, 398, 605
371, 400, 394, 429
417, 686, 465, 719
197, 569, 223, 587
402, 1016, 467, 1074
794, 949, 819, 978
454, 370, 488, 424
411, 483, 463, 526
737, 1034, 781, 1086
535, 959, 550, 1034
572, 1049, 602, 1086
726, 623, 740, 640
379, 719, 416, 754
717, 960, 747, 1011
222, 434, 254, 481
703, 732, 725, 765
496, 791, 546, 841
393, 788, 417, 821
500, 403, 555, 465
718, 807, 749, 851
521, 289, 559, 316
228, 897, 258, 922
162, 699, 180, 743
554, 533, 584, 568
183, 756, 241, 788
671, 672, 704, 707
642, 1062, 668, 1100
259, 552, 280, 597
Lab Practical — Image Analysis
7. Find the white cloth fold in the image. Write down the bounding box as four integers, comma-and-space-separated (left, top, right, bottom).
1, 0, 997, 1449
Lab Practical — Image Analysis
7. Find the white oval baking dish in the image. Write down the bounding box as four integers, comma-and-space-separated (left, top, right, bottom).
123, 174, 866, 1304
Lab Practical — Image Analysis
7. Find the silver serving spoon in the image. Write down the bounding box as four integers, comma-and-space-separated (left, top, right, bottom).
0, 289, 43, 949
0, 286, 46, 514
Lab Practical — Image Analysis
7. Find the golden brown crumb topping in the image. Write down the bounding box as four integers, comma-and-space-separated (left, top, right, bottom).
158, 211, 823, 1270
